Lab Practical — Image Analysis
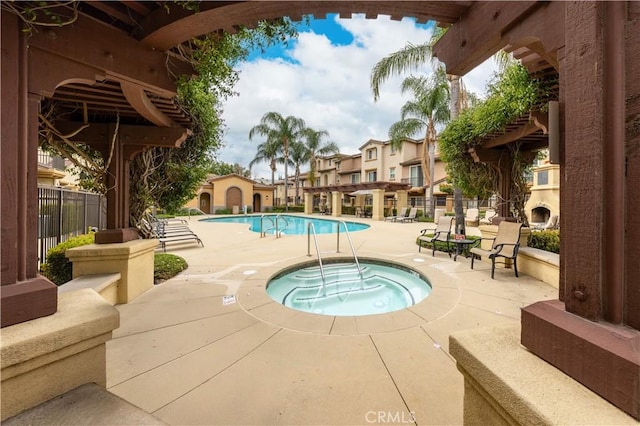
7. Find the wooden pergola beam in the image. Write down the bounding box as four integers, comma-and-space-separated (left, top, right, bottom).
28, 13, 190, 96
54, 121, 189, 148
432, 1, 540, 75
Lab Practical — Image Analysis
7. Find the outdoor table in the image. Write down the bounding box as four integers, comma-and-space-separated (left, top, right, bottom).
452, 238, 476, 261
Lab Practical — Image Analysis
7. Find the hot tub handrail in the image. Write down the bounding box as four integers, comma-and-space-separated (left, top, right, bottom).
307, 222, 327, 296
260, 214, 275, 238
337, 221, 364, 284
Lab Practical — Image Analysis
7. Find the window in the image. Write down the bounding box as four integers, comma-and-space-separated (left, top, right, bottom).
367, 170, 377, 182
315, 178, 321, 186
366, 148, 377, 160
390, 144, 396, 155
409, 165, 423, 187
537, 170, 549, 185
335, 161, 340, 170
389, 167, 396, 181
351, 174, 360, 184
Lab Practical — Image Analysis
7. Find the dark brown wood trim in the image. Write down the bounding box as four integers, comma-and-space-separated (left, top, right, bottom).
522, 300, 639, 419
0, 277, 58, 328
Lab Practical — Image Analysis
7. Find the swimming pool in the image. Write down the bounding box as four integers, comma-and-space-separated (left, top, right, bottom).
266, 258, 432, 316
201, 214, 370, 235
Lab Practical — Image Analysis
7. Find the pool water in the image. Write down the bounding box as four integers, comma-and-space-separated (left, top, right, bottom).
201, 214, 369, 235
267, 260, 432, 316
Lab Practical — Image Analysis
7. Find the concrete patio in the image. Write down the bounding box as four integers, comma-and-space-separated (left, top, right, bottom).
106, 214, 557, 425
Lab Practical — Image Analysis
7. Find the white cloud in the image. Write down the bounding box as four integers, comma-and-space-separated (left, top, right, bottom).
219, 16, 497, 180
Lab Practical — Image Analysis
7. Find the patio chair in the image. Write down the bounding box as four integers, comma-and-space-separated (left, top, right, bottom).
470, 221, 523, 279
418, 216, 454, 257
465, 208, 479, 226
533, 214, 559, 231
480, 209, 497, 225
385, 206, 407, 222
396, 207, 417, 223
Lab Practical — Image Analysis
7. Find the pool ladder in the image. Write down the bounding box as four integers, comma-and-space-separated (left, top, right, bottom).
307, 221, 363, 297
260, 214, 289, 238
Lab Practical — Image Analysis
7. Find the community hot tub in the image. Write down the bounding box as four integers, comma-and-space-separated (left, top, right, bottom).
266, 258, 432, 316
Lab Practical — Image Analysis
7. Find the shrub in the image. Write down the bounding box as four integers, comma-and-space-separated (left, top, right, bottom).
528, 230, 560, 253
154, 253, 188, 284
215, 208, 232, 215
41, 234, 95, 285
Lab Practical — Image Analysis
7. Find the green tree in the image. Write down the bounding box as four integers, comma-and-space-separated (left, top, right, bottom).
388, 70, 450, 217
249, 112, 305, 211
301, 128, 339, 187
370, 30, 474, 229
210, 160, 251, 177
127, 18, 299, 223
439, 63, 543, 225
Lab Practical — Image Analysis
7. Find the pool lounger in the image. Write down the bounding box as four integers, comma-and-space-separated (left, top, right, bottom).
157, 233, 204, 252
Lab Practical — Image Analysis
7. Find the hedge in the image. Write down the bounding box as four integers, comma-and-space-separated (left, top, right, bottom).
41, 233, 95, 285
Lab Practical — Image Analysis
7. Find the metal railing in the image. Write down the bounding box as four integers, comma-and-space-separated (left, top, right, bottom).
306, 223, 327, 296
37, 185, 105, 267
307, 220, 363, 295
260, 214, 288, 238
336, 221, 364, 282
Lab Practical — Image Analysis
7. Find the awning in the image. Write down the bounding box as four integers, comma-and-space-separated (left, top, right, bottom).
349, 190, 373, 196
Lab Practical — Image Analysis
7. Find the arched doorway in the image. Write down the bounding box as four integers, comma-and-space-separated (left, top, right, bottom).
226, 187, 242, 212
253, 193, 262, 213
199, 192, 211, 214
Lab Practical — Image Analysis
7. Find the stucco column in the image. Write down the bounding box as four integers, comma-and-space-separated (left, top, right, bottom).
331, 191, 342, 217
372, 189, 385, 221
396, 190, 408, 214
66, 239, 157, 304
304, 192, 313, 214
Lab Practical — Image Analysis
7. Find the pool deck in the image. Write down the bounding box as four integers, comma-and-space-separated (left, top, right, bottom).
106, 214, 556, 425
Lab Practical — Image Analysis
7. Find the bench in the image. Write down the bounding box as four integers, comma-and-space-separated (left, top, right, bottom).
58, 273, 121, 305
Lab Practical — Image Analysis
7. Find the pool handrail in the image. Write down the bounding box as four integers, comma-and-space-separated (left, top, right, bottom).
307, 222, 327, 296
260, 214, 275, 238
275, 214, 289, 238
337, 221, 364, 285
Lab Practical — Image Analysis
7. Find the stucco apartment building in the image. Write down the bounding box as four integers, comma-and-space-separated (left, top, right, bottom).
277, 138, 448, 213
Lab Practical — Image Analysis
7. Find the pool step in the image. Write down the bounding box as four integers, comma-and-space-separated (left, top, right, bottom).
282, 275, 413, 308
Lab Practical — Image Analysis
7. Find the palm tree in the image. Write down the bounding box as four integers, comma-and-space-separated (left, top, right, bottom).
287, 141, 309, 204
370, 31, 470, 227
249, 136, 280, 203
301, 128, 339, 187
388, 71, 450, 217
249, 112, 305, 211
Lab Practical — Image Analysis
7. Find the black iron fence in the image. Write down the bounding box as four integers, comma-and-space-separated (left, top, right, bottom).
38, 185, 105, 267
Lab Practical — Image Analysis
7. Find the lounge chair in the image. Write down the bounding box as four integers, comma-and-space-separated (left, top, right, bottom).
533, 214, 559, 231
418, 216, 454, 257
396, 207, 417, 223
480, 209, 497, 225
470, 221, 523, 279
385, 206, 407, 222
465, 208, 479, 226
139, 218, 204, 252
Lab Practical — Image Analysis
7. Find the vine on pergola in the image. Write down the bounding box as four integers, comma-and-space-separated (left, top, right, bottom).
439, 63, 553, 224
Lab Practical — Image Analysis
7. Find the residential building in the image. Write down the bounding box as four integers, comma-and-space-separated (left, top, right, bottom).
185, 174, 274, 214
524, 154, 560, 226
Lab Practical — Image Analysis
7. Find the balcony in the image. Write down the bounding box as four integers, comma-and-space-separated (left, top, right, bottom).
401, 177, 424, 187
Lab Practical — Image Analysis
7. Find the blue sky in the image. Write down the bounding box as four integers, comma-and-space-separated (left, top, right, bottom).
220, 15, 497, 180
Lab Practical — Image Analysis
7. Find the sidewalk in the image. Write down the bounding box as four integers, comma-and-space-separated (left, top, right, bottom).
106, 214, 555, 425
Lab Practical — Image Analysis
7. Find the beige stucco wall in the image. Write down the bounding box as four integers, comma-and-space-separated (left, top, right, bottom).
186, 176, 273, 213
525, 163, 560, 223
1, 290, 119, 420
